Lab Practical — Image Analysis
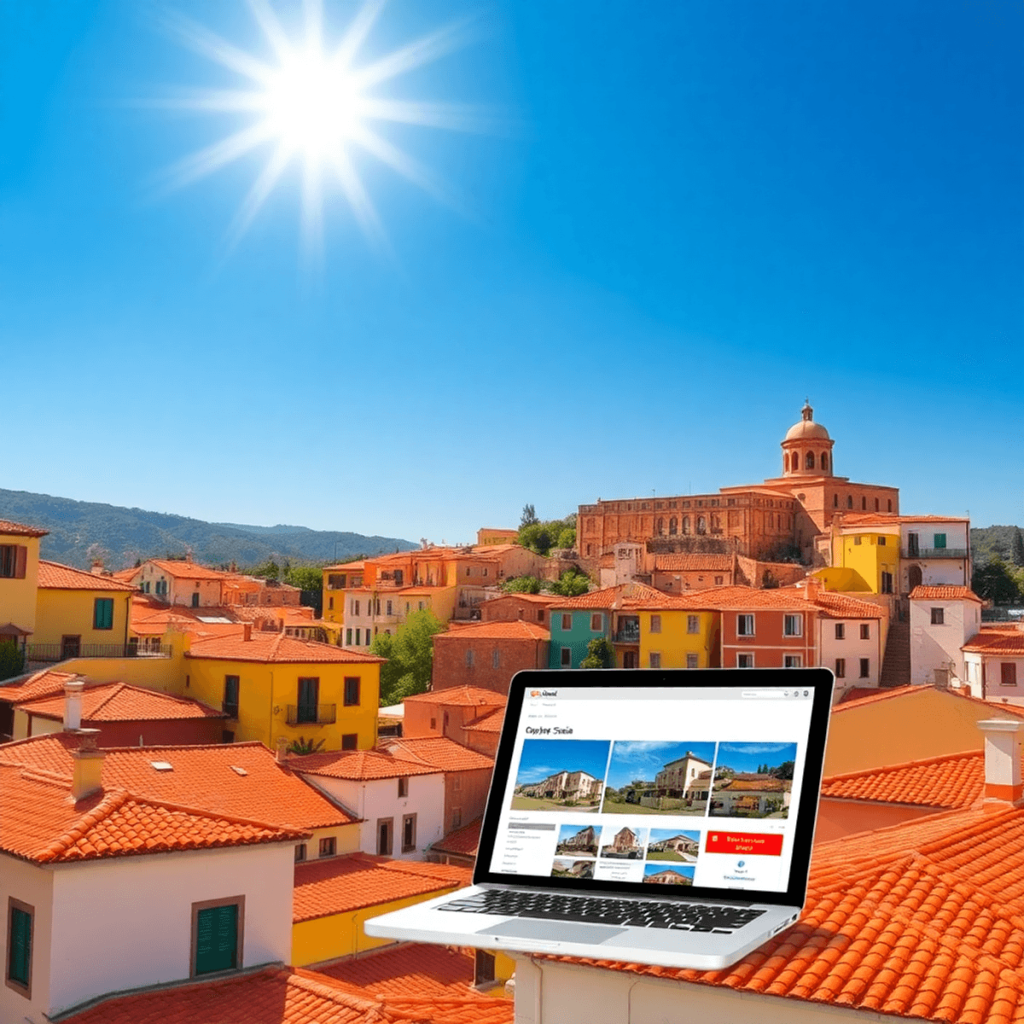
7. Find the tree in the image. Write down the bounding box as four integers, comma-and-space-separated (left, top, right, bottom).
547, 568, 590, 597
369, 609, 446, 706
246, 559, 280, 581
520, 504, 539, 528
972, 557, 1022, 604
284, 564, 326, 616
501, 576, 542, 594
0, 641, 25, 682
772, 760, 795, 781
556, 527, 576, 550
288, 736, 326, 755
1013, 528, 1024, 568
580, 636, 614, 669
518, 513, 576, 556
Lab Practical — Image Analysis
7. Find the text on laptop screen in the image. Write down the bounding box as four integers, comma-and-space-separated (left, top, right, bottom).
488, 684, 815, 893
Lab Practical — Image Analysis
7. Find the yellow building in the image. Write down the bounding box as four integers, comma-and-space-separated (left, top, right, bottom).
33, 560, 135, 657
322, 560, 365, 624
637, 605, 721, 669
183, 627, 383, 750
0, 518, 46, 644
824, 525, 899, 594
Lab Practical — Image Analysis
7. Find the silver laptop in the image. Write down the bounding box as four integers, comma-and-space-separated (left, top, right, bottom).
365, 668, 833, 970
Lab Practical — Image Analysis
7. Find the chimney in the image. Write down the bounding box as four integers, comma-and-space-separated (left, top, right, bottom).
276, 735, 290, 763
978, 719, 1024, 808
802, 577, 821, 602
243, 623, 252, 642
64, 679, 85, 731
90, 559, 104, 575
71, 729, 104, 801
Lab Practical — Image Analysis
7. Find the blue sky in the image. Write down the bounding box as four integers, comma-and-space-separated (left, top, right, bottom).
715, 742, 797, 775
606, 740, 717, 789
514, 739, 611, 785
2, 1, 1021, 543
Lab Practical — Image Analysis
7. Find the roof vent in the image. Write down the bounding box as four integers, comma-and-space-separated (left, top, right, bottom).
150, 761, 174, 772
230, 765, 248, 776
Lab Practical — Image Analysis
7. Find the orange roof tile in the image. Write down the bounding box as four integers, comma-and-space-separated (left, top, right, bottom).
0, 764, 305, 864
653, 554, 735, 572
812, 590, 888, 619
963, 626, 1024, 655
910, 585, 984, 603
143, 559, 234, 580
429, 818, 481, 858
186, 631, 384, 664
435, 620, 550, 640
0, 736, 355, 829
464, 707, 504, 733
293, 853, 471, 921
0, 519, 47, 537
403, 686, 507, 708
381, 737, 495, 773
16, 682, 225, 722
0, 668, 76, 706
484, 592, 560, 605
552, 582, 665, 609
37, 560, 137, 591
839, 513, 969, 526
288, 749, 439, 781
831, 683, 1024, 722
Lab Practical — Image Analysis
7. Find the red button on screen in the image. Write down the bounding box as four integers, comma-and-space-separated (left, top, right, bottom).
704, 831, 783, 856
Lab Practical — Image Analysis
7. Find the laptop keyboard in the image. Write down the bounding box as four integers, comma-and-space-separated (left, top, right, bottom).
438, 890, 766, 933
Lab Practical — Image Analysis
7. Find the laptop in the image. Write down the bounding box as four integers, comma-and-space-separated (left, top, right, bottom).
365, 667, 834, 970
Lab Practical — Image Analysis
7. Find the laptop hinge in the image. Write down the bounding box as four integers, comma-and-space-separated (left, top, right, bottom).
476, 883, 756, 907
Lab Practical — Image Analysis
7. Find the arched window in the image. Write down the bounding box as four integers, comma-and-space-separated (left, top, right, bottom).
697, 516, 707, 535
805, 452, 815, 470
820, 453, 829, 472
682, 516, 690, 535
657, 518, 665, 536
833, 494, 838, 508
669, 517, 677, 535
847, 495, 853, 509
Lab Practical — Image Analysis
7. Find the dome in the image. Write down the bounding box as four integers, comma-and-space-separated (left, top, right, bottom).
784, 402, 830, 441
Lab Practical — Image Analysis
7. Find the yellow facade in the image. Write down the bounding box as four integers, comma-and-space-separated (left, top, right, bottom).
34, 589, 132, 649
0, 528, 41, 636
183, 647, 381, 752
831, 531, 899, 593
638, 610, 720, 668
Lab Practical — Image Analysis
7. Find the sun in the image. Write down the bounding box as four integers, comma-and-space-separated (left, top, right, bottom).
155, 0, 482, 259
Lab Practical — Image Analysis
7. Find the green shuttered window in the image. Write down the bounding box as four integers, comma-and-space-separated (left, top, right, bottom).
93, 597, 114, 630
193, 901, 240, 975
7, 901, 31, 992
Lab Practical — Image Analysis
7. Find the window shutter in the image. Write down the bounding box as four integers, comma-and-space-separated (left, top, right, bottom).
195, 904, 238, 975
14, 546, 26, 580
8, 906, 30, 985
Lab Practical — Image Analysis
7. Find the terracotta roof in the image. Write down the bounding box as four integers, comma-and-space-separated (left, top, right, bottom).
717, 777, 788, 793
963, 626, 1024, 655
381, 737, 495, 773
910, 585, 984, 603
37, 560, 137, 591
552, 582, 664, 609
484, 592, 560, 605
0, 736, 355, 829
288, 748, 439, 781
429, 817, 481, 858
186, 631, 384, 664
142, 559, 234, 580
831, 683, 1024, 722
436, 620, 550, 640
59, 964, 511, 1024
556, 805, 1024, 1023
464, 707, 504, 733
0, 518, 47, 537
0, 669, 76, 706
838, 513, 969, 526
403, 686, 507, 708
324, 559, 366, 571
812, 590, 888, 619
16, 682, 225, 722
821, 750, 985, 809
293, 853, 471, 921
653, 554, 734, 572
0, 764, 305, 864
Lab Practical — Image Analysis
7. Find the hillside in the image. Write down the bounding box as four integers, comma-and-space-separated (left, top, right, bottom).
0, 489, 416, 570
971, 525, 1024, 565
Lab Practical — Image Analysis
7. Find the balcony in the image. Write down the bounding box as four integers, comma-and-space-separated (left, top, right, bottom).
285, 704, 337, 727
901, 548, 968, 560
614, 628, 640, 644
26, 642, 173, 663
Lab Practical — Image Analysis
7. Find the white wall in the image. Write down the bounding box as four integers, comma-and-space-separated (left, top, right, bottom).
910, 599, 980, 686
817, 618, 881, 687
46, 842, 294, 1017
303, 773, 446, 858
0, 854, 54, 1024
970, 652, 1024, 706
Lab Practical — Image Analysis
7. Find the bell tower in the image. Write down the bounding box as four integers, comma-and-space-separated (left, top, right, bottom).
780, 401, 834, 477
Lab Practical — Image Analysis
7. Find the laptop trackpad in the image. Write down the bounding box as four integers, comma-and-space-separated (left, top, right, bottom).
480, 919, 627, 944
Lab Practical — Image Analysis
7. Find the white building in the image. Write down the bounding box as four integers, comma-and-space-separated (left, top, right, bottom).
897, 515, 972, 592
909, 585, 984, 690
813, 591, 888, 691
963, 624, 1024, 705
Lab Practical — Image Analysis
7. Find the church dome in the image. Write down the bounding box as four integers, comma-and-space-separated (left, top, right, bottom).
784, 402, 830, 441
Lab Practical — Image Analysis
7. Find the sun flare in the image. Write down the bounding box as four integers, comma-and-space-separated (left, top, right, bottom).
155, 0, 482, 259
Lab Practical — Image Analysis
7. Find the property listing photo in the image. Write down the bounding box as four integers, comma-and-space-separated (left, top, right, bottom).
510, 738, 610, 812
601, 740, 718, 816
709, 742, 796, 819
646, 829, 701, 862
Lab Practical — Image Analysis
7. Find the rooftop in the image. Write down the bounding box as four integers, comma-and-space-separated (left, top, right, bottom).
16, 682, 225, 722
910, 585, 984, 603
652, 554, 735, 572
37, 560, 137, 591
380, 737, 495, 773
552, 582, 665, 610
0, 669, 77, 706
464, 707, 505, 733
429, 817, 481, 859
288, 748, 439, 781
963, 626, 1024, 655
0, 518, 48, 537
185, 631, 384, 664
403, 686, 508, 708
838, 512, 969, 527
438, 620, 550, 640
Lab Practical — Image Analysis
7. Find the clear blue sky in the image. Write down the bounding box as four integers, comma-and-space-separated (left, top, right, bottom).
1, 0, 1021, 543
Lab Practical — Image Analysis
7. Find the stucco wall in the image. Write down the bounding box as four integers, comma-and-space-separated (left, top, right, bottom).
0, 854, 54, 1024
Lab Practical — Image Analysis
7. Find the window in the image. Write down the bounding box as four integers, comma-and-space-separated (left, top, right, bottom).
783, 614, 802, 637
465, 649, 475, 668
649, 652, 661, 668
452, 773, 461, 792
1002, 663, 1018, 687
377, 818, 394, 856
561, 613, 572, 631
386, 600, 392, 615
805, 452, 815, 470
492, 649, 500, 669
888, 499, 893, 511
475, 949, 496, 987
6, 898, 32, 997
737, 614, 754, 636
591, 613, 602, 632
853, 535, 862, 546
860, 624, 870, 640
933, 533, 947, 549
737, 653, 754, 668
328, 597, 334, 611
835, 623, 845, 640
686, 653, 698, 669
650, 615, 662, 634
847, 495, 853, 509
191, 898, 243, 977
353, 599, 360, 616
881, 571, 894, 594
297, 677, 319, 723
784, 655, 802, 668
715, 576, 724, 585
687, 615, 699, 634
930, 608, 944, 626
294, 843, 306, 862
355, 629, 361, 646
398, 776, 409, 798
223, 675, 240, 718
835, 658, 846, 678
0, 546, 27, 579
452, 807, 462, 828
319, 837, 336, 858
878, 536, 886, 546
342, 676, 360, 707
859, 658, 870, 678
191, 592, 200, 608
560, 648, 571, 667
402, 813, 417, 853
93, 598, 114, 630
346, 628, 352, 645
862, 497, 867, 510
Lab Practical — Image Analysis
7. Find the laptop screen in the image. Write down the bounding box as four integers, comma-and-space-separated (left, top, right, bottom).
475, 669, 833, 906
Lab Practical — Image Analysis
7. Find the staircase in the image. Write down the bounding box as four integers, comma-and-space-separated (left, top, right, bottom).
879, 618, 911, 688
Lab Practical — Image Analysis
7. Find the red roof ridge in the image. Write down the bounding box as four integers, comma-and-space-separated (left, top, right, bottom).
822, 747, 983, 785
831, 684, 920, 711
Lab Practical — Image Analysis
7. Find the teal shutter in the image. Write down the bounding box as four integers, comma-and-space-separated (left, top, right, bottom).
933, 533, 947, 549
8, 907, 31, 986
93, 598, 114, 629
195, 904, 238, 975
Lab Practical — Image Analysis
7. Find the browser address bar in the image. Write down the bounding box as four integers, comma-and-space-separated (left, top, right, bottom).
742, 691, 788, 698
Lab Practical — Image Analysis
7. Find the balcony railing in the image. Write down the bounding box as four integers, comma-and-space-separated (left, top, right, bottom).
902, 548, 968, 560
285, 703, 337, 727
614, 629, 640, 644
25, 643, 173, 663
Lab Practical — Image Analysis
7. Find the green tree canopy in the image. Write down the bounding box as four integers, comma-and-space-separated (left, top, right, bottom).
501, 576, 542, 594
580, 636, 615, 669
284, 564, 326, 616
972, 557, 1022, 605
520, 504, 539, 528
518, 513, 577, 556
246, 559, 280, 581
1012, 528, 1024, 568
546, 568, 590, 597
0, 641, 25, 683
369, 609, 447, 706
